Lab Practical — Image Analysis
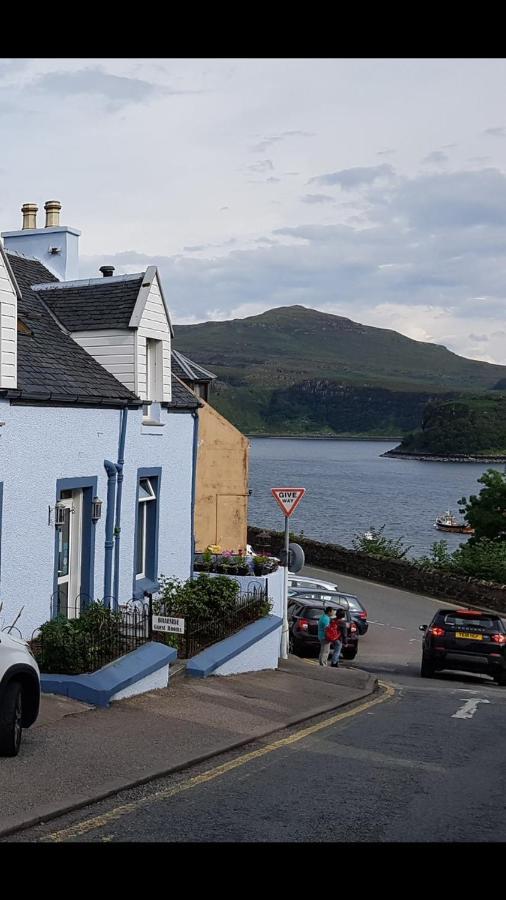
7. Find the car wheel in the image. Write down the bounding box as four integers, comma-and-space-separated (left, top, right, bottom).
420, 659, 435, 678
494, 672, 506, 686
0, 681, 23, 757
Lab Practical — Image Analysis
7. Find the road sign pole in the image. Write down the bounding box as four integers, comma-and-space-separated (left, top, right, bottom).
280, 514, 290, 660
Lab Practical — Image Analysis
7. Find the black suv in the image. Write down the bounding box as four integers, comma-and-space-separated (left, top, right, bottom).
420, 608, 506, 684
288, 588, 369, 635
288, 597, 359, 660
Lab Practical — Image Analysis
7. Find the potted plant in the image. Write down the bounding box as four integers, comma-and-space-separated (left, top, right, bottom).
235, 554, 249, 576
253, 554, 270, 576
194, 548, 213, 573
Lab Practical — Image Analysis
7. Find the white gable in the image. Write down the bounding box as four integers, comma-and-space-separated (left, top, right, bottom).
132, 269, 172, 403
0, 244, 18, 389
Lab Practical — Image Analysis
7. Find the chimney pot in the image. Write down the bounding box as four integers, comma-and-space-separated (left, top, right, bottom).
21, 203, 38, 230
44, 200, 61, 228
99, 265, 115, 278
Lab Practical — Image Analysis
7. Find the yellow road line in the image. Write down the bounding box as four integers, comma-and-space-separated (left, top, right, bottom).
42, 681, 395, 843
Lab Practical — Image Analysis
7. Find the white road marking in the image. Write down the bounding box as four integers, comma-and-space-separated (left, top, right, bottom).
369, 621, 385, 626
452, 698, 490, 719
409, 638, 421, 643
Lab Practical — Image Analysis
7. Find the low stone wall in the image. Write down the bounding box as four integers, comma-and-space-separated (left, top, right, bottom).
248, 526, 506, 614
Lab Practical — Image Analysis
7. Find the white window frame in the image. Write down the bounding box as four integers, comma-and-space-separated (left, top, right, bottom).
135, 477, 156, 579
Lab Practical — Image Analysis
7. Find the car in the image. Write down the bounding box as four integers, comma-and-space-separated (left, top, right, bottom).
288, 574, 340, 592
287, 596, 359, 660
420, 608, 506, 685
0, 629, 41, 756
288, 587, 369, 635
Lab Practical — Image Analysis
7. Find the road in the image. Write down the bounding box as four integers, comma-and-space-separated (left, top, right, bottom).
7, 567, 506, 842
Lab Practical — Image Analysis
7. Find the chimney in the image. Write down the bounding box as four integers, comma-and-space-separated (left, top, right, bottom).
99, 265, 115, 278
2, 200, 81, 282
44, 200, 61, 228
21, 203, 38, 229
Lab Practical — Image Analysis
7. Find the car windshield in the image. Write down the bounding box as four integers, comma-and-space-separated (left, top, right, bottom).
443, 614, 502, 630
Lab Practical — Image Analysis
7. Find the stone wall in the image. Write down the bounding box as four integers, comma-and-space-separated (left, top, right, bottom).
248, 526, 506, 614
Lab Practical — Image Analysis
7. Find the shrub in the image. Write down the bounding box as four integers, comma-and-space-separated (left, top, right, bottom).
352, 525, 412, 560
33, 602, 123, 674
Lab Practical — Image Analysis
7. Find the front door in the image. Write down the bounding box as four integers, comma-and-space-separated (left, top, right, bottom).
56, 490, 83, 618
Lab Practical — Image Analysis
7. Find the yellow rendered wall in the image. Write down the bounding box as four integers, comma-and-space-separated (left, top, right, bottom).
195, 401, 250, 552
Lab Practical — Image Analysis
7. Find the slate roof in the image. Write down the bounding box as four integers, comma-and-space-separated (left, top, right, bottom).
33, 274, 145, 331
171, 349, 216, 383
167, 374, 201, 411
3, 253, 141, 406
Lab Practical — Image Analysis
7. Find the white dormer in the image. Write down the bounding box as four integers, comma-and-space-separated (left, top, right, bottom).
0, 241, 19, 389
32, 264, 173, 408
130, 266, 173, 404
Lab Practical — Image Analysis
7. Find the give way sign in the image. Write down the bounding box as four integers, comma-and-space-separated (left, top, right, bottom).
271, 487, 306, 518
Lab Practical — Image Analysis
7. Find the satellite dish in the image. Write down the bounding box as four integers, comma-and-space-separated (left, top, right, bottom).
279, 542, 305, 573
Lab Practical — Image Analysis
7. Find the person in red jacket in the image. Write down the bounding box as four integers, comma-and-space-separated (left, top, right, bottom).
327, 608, 347, 667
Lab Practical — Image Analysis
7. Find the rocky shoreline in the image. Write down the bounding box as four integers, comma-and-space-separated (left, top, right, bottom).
382, 450, 506, 463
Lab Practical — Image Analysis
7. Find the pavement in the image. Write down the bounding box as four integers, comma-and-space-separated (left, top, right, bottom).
0, 656, 377, 839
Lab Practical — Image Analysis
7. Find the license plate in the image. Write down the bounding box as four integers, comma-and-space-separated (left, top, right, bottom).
455, 632, 483, 640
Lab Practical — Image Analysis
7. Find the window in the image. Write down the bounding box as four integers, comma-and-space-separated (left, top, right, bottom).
143, 339, 163, 423
136, 477, 156, 578
133, 469, 161, 596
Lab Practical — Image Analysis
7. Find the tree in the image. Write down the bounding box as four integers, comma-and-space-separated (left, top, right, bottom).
352, 525, 412, 560
459, 469, 506, 542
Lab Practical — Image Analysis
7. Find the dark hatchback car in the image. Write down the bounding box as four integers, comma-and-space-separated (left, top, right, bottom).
288, 588, 368, 635
287, 597, 359, 659
420, 608, 506, 684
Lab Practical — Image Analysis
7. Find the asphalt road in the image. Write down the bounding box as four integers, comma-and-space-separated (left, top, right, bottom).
7, 568, 506, 842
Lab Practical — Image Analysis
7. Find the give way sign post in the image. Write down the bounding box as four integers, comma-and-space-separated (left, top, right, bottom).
271, 487, 306, 660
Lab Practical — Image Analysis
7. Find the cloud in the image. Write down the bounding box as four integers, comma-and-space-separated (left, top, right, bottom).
468, 333, 489, 342
468, 156, 491, 163
483, 126, 506, 137
220, 206, 229, 211
184, 244, 207, 252
308, 164, 395, 190
33, 66, 192, 111
377, 148, 395, 156
266, 176, 281, 183
378, 168, 506, 228
300, 193, 335, 204
422, 150, 449, 164
251, 130, 314, 152
247, 159, 274, 173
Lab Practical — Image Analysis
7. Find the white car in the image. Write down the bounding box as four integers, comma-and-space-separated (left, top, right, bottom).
0, 630, 40, 756
288, 574, 339, 593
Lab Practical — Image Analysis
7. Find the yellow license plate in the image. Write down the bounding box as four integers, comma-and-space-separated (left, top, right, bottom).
455, 632, 483, 640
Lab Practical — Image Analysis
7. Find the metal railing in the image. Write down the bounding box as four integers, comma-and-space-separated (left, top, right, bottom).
151, 582, 270, 659
31, 581, 270, 673
31, 597, 151, 675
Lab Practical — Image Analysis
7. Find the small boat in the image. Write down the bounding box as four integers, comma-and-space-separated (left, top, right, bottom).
434, 510, 475, 534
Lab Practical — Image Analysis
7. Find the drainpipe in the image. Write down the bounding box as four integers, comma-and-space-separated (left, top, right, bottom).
113, 407, 128, 607
190, 410, 199, 578
103, 460, 117, 605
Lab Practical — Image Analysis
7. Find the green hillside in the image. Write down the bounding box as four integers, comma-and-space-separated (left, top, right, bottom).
174, 305, 506, 436
391, 394, 506, 457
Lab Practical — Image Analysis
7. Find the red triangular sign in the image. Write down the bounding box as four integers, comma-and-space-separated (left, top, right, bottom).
271, 487, 306, 518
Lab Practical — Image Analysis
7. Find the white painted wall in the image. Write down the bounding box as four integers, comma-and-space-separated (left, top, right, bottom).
136, 277, 171, 403
71, 330, 136, 394
0, 250, 17, 389
212, 623, 282, 676
110, 662, 169, 701
0, 400, 194, 639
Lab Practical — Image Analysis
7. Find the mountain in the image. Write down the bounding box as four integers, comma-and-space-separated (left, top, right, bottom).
173, 305, 506, 436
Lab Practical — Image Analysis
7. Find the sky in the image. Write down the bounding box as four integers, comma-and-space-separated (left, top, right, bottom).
1, 57, 506, 363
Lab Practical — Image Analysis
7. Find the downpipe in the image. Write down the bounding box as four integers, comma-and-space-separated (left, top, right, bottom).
103, 459, 117, 605
113, 408, 128, 607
